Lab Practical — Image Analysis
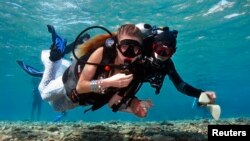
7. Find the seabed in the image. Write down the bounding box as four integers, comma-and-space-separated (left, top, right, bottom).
0, 118, 249, 141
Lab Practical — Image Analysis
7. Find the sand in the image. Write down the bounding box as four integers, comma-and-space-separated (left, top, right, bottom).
0, 118, 249, 141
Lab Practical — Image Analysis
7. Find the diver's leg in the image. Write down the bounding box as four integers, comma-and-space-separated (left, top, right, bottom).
38, 50, 63, 100
55, 58, 72, 78
38, 25, 67, 101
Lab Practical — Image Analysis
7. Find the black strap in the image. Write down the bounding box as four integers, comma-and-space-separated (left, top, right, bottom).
111, 79, 142, 112
67, 89, 80, 103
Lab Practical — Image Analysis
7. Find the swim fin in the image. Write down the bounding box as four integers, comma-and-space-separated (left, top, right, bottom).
47, 25, 58, 44
53, 111, 67, 122
17, 60, 43, 78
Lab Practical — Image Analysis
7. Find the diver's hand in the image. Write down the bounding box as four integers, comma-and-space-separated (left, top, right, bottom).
131, 98, 153, 118
104, 73, 133, 88
199, 91, 216, 105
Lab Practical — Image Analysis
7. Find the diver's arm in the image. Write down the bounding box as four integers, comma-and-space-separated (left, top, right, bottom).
167, 59, 203, 98
76, 47, 103, 93
108, 94, 153, 118
76, 47, 133, 94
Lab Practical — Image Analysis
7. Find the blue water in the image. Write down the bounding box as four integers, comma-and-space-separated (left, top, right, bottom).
0, 0, 249, 122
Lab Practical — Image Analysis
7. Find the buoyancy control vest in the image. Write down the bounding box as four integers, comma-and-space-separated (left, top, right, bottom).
62, 44, 118, 107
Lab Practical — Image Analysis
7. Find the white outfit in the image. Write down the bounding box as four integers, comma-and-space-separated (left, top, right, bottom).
38, 50, 79, 111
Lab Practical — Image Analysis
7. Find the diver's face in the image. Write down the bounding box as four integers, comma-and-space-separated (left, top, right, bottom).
117, 34, 142, 63
153, 41, 174, 58
152, 40, 175, 61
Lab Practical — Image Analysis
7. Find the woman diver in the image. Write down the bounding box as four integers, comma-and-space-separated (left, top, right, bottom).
38, 24, 153, 118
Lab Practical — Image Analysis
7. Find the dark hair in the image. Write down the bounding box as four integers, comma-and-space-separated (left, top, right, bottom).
155, 29, 178, 50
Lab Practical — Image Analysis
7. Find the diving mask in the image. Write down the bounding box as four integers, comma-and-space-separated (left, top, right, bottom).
153, 41, 174, 57
117, 39, 142, 58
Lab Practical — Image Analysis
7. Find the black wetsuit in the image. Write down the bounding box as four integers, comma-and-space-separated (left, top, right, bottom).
137, 35, 203, 98
140, 58, 203, 98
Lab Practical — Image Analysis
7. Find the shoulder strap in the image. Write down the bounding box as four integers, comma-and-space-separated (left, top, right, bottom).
83, 44, 117, 113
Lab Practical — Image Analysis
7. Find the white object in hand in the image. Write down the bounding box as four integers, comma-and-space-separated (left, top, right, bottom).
198, 93, 221, 121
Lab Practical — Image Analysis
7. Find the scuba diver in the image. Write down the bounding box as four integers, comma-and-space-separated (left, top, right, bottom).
38, 24, 152, 117
135, 23, 208, 97
132, 23, 220, 120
